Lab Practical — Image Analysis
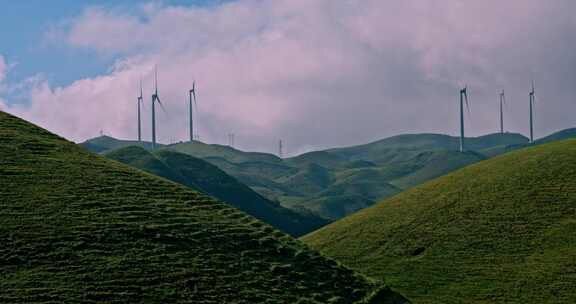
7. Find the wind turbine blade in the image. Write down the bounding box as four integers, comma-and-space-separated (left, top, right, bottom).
156, 96, 167, 114
464, 91, 472, 124
191, 81, 197, 105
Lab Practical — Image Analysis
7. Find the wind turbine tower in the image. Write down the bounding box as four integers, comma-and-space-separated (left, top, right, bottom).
499, 90, 505, 134
151, 67, 165, 149
278, 139, 283, 158
529, 82, 535, 143
228, 133, 235, 147
137, 80, 144, 141
189, 82, 197, 142
459, 86, 470, 152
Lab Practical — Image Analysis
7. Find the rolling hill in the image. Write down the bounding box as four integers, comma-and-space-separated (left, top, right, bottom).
0, 111, 409, 303
80, 135, 161, 153
104, 146, 327, 237
536, 128, 576, 144
325, 133, 528, 164
303, 139, 576, 303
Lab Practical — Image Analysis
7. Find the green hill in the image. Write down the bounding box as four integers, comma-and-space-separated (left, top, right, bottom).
326, 133, 528, 164
169, 140, 283, 164
80, 135, 161, 153
536, 128, 576, 144
285, 151, 353, 169
104, 146, 327, 237
303, 140, 576, 303
0, 111, 410, 303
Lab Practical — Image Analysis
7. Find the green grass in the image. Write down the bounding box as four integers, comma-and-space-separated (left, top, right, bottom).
104, 146, 328, 237
0, 111, 409, 303
303, 140, 576, 303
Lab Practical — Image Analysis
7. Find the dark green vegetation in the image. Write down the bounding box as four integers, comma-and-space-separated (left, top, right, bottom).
104, 146, 327, 237
0, 111, 409, 303
83, 132, 536, 221
304, 140, 576, 303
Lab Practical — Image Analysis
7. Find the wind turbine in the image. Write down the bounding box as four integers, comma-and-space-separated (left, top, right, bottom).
459, 86, 470, 152
137, 79, 144, 142
499, 90, 506, 134
529, 81, 535, 143
151, 67, 166, 149
189, 81, 197, 142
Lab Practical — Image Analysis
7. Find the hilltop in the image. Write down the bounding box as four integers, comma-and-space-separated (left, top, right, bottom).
303, 140, 576, 303
104, 146, 327, 237
0, 111, 408, 303
80, 135, 161, 153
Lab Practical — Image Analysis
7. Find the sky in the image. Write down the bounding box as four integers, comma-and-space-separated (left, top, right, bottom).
1, 0, 575, 156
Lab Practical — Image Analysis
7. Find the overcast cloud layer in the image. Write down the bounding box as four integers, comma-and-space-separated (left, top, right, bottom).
2, 0, 576, 155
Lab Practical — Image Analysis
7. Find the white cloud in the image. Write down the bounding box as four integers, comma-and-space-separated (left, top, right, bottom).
6, 0, 576, 154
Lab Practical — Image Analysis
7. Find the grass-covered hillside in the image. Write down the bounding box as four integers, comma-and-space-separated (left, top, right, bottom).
0, 111, 409, 303
304, 140, 576, 303
104, 146, 327, 237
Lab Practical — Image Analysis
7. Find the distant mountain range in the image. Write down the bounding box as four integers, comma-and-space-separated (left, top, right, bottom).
81, 128, 576, 223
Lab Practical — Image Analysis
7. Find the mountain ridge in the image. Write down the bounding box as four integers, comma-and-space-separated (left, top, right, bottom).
81, 128, 575, 222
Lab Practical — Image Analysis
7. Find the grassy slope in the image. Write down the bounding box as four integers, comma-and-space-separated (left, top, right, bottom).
389, 151, 485, 189
0, 111, 410, 304
303, 140, 576, 303
105, 146, 327, 237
